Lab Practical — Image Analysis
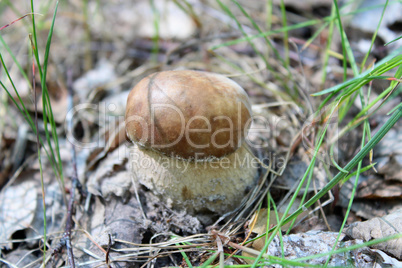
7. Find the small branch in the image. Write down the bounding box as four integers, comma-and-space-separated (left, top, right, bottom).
64, 177, 78, 268
52, 69, 86, 267
106, 234, 112, 268
63, 69, 82, 268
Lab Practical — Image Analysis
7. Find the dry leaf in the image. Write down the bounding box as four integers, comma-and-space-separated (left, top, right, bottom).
339, 175, 402, 219
345, 209, 402, 260
87, 145, 130, 197
0, 180, 37, 249
357, 176, 402, 199
86, 118, 127, 170
377, 156, 402, 182
375, 124, 402, 182
369, 249, 402, 267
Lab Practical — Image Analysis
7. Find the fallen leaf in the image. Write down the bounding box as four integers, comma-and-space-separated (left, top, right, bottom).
344, 209, 402, 260
0, 180, 37, 249
357, 176, 402, 199
369, 249, 402, 267
87, 145, 130, 197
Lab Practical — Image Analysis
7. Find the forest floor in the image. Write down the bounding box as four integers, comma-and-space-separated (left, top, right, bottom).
0, 0, 401, 267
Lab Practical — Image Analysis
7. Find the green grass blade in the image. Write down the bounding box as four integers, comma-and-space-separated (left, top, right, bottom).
29, 0, 47, 260
217, 0, 269, 68
0, 36, 30, 85
176, 243, 193, 268
41, 0, 64, 182
274, 105, 402, 233
295, 233, 402, 262
210, 19, 321, 51
279, 0, 289, 68
211, 1, 399, 54
0, 53, 63, 184
360, 0, 389, 71
333, 0, 353, 80
232, 0, 285, 67
384, 34, 402, 46
200, 252, 219, 268
29, 0, 64, 182
251, 103, 340, 268
0, 53, 34, 128
340, 163, 376, 184
313, 51, 402, 105
324, 107, 368, 267
321, 5, 336, 87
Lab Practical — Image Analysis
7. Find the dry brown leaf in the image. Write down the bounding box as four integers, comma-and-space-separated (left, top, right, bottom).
357, 177, 402, 199
86, 118, 127, 170
87, 145, 130, 197
339, 175, 402, 220
344, 209, 402, 260
369, 249, 402, 267
375, 123, 402, 182
351, 199, 402, 220
378, 156, 402, 182
0, 180, 37, 249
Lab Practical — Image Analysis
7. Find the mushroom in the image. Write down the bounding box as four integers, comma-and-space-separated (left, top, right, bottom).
125, 70, 258, 218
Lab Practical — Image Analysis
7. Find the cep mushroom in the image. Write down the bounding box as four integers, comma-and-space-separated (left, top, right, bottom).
125, 70, 258, 218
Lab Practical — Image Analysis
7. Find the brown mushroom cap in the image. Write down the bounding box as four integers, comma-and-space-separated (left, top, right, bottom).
125, 70, 252, 160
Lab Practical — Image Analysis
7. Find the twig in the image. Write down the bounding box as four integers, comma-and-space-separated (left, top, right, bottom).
52, 69, 86, 267
106, 234, 112, 268
63, 176, 78, 268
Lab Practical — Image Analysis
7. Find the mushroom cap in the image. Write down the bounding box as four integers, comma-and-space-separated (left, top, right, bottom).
125, 70, 252, 160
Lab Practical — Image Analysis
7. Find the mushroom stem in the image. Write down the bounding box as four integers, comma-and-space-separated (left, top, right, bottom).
129, 142, 258, 216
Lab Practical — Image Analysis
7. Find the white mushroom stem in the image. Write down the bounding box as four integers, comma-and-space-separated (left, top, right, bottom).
129, 143, 258, 215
